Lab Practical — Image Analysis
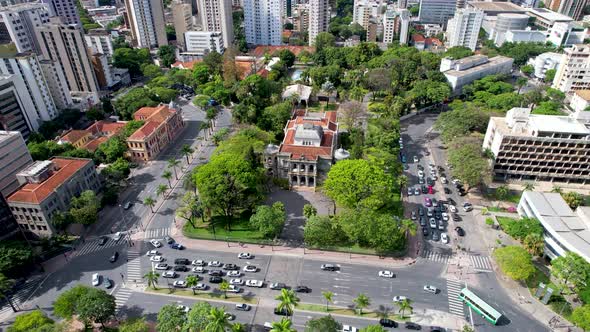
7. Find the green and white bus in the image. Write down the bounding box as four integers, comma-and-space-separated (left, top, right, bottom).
459, 288, 503, 325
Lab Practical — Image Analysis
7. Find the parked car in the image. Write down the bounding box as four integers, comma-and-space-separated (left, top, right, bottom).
441, 233, 449, 244
449, 205, 457, 213
150, 255, 163, 262
192, 267, 206, 273
164, 236, 174, 244
226, 285, 242, 293
192, 260, 206, 266
463, 202, 473, 212
246, 280, 264, 288
294, 285, 311, 293
155, 263, 168, 270
209, 276, 223, 283
270, 282, 288, 290
379, 319, 398, 328
405, 322, 422, 330
452, 213, 461, 221
104, 278, 113, 289
109, 251, 119, 263
173, 280, 187, 288
227, 270, 241, 277
208, 270, 223, 276
422, 227, 429, 236
236, 303, 251, 311
274, 308, 290, 316
146, 250, 159, 256
432, 232, 440, 241
174, 265, 189, 272
92, 273, 101, 286
238, 252, 253, 259
342, 325, 358, 332
163, 271, 177, 278
243, 265, 257, 272
174, 258, 190, 265
113, 232, 122, 241
223, 263, 239, 270
208, 261, 223, 267
193, 283, 208, 290
123, 201, 132, 210
424, 197, 432, 207
170, 243, 184, 250
411, 211, 417, 220
229, 278, 244, 285
455, 226, 465, 236
429, 218, 437, 229
413, 156, 419, 163
443, 187, 451, 194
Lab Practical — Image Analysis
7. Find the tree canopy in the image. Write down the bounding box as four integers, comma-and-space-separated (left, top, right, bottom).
493, 246, 535, 281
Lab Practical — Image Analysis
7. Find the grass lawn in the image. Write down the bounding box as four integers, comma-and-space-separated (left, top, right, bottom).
146, 287, 257, 304
182, 214, 272, 245
525, 266, 573, 321
296, 303, 409, 321
305, 244, 378, 255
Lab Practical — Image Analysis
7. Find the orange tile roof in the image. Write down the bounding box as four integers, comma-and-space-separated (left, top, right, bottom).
60, 130, 89, 144
235, 61, 254, 79
7, 158, 92, 204
83, 136, 108, 152
252, 46, 314, 57
279, 111, 338, 161
170, 60, 202, 69
128, 105, 178, 141
86, 120, 126, 136
128, 121, 160, 141
412, 34, 426, 43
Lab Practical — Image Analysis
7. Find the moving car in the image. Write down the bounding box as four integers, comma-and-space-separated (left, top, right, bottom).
274, 308, 290, 316
378, 270, 395, 278
441, 233, 449, 244
236, 303, 251, 311
113, 232, 122, 241
104, 278, 113, 289
455, 226, 465, 236
150, 255, 163, 262
163, 271, 177, 278
123, 202, 132, 210
173, 280, 187, 288
320, 264, 337, 271
238, 252, 253, 259
227, 270, 241, 277
405, 322, 422, 330
208, 261, 223, 267
423, 285, 438, 294
379, 318, 398, 328
192, 267, 206, 273
193, 283, 208, 290
174, 258, 190, 265
209, 276, 223, 283
170, 243, 184, 250
98, 236, 108, 246
270, 282, 288, 290
109, 251, 119, 263
294, 285, 311, 293
246, 280, 264, 288
392, 296, 407, 303
230, 278, 244, 285
441, 176, 447, 184
243, 265, 257, 272
155, 263, 168, 270
92, 273, 101, 286
463, 202, 473, 212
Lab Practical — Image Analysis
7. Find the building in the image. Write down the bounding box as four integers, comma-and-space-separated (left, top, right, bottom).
0, 3, 51, 53
546, 22, 587, 47
0, 51, 59, 122
41, 0, 80, 25
546, 0, 588, 20
37, 18, 100, 100
198, 0, 233, 48
126, 104, 185, 161
483, 107, 590, 183
504, 29, 546, 45
552, 44, 590, 93
124, 0, 167, 48
570, 90, 590, 112
411, 34, 444, 51
383, 8, 410, 45
467, 1, 527, 35
441, 55, 513, 95
184, 31, 225, 56
58, 119, 127, 151
399, 9, 410, 44
84, 29, 115, 57
528, 52, 562, 80
171, 0, 193, 50
243, 0, 282, 45
0, 74, 37, 137
527, 8, 573, 30
264, 110, 341, 189
39, 59, 72, 109
352, 0, 370, 28
293, 4, 309, 33
90, 53, 113, 89
418, 0, 456, 26
308, 0, 329, 46
7, 158, 101, 237
446, 8, 484, 51
518, 191, 590, 262
510, 0, 539, 8
490, 13, 529, 46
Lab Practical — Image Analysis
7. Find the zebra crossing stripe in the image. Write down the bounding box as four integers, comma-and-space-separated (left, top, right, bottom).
0, 275, 44, 315
71, 239, 124, 258
470, 255, 493, 271
446, 279, 465, 317
421, 250, 451, 264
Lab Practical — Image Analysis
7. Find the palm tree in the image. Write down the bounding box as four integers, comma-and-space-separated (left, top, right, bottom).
397, 298, 413, 318
143, 271, 159, 289
353, 293, 370, 315
0, 273, 17, 312
231, 323, 247, 332
551, 185, 563, 194
181, 144, 194, 164
200, 122, 211, 140
516, 77, 528, 94
156, 184, 168, 199
205, 307, 231, 332
400, 219, 417, 237
322, 291, 333, 312
523, 182, 535, 191
275, 289, 299, 317
162, 170, 173, 188
523, 233, 545, 257
321, 81, 335, 107
398, 175, 408, 189
219, 280, 230, 299
143, 196, 156, 213
186, 275, 199, 295
270, 318, 296, 332
167, 158, 180, 180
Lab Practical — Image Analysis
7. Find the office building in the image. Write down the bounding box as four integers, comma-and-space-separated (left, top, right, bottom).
243, 0, 282, 45
527, 8, 573, 29
518, 191, 590, 263
546, 22, 587, 47
353, 0, 371, 28
553, 44, 590, 93
0, 3, 51, 53
441, 55, 513, 95
84, 29, 115, 57
546, 0, 588, 20
528, 52, 562, 80
446, 8, 483, 51
124, 0, 167, 48
41, 0, 80, 25
308, 0, 329, 46
91, 53, 113, 89
418, 0, 456, 26
39, 59, 72, 109
570, 90, 590, 112
37, 18, 100, 99
399, 9, 410, 44
184, 31, 225, 56
7, 158, 101, 237
171, 0, 193, 50
0, 74, 37, 137
198, 0, 233, 48
483, 107, 590, 183
490, 13, 529, 46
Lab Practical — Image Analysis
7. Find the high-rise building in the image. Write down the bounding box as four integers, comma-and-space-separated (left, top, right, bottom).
399, 9, 410, 45
553, 44, 590, 93
0, 74, 34, 138
0, 3, 51, 53
39, 59, 72, 109
446, 8, 483, 51
418, 0, 456, 26
0, 52, 59, 122
547, 0, 588, 20
243, 0, 282, 45
308, 0, 329, 46
198, 0, 233, 48
184, 31, 225, 56
37, 18, 100, 98
383, 8, 410, 45
40, 0, 80, 25
171, 0, 193, 50
293, 4, 309, 33
124, 0, 167, 48
352, 0, 371, 29
84, 29, 115, 57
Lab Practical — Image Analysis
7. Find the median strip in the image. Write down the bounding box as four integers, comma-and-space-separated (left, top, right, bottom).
145, 286, 257, 304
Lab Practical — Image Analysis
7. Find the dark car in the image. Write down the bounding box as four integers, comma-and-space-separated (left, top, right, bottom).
174, 265, 189, 272
418, 207, 424, 216
452, 214, 461, 222
274, 308, 291, 316
449, 198, 456, 206
208, 270, 223, 276
430, 327, 444, 332
98, 236, 108, 246
223, 263, 239, 270
438, 166, 445, 172
164, 236, 174, 244
405, 322, 422, 330
422, 227, 429, 236
109, 251, 119, 263
458, 189, 467, 196
294, 285, 311, 293
417, 164, 424, 170
419, 217, 426, 226
443, 187, 451, 194
455, 226, 465, 236
379, 319, 398, 328
104, 278, 113, 289
209, 276, 223, 283
403, 164, 409, 170
270, 283, 288, 290
170, 243, 184, 250
174, 258, 190, 265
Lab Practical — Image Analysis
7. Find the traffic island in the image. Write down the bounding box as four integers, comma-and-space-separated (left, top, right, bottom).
145, 287, 257, 304
296, 302, 410, 321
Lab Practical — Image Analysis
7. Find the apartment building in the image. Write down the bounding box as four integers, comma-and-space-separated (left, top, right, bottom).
7, 158, 101, 237
446, 8, 483, 51
0, 3, 51, 53
418, 0, 456, 26
124, 0, 167, 48
171, 0, 193, 50
84, 29, 115, 57
308, 0, 329, 46
482, 107, 590, 183
198, 0, 233, 48
293, 4, 309, 33
440, 54, 514, 95
243, 0, 282, 45
0, 74, 36, 138
552, 44, 590, 93
383, 8, 410, 45
569, 90, 590, 112
41, 0, 80, 26
39, 59, 72, 109
126, 104, 185, 161
184, 31, 225, 56
546, 0, 588, 20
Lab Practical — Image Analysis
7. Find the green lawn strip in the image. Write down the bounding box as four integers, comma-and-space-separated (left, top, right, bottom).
525, 267, 574, 321
296, 303, 410, 321
305, 244, 378, 255
146, 287, 257, 304
182, 217, 271, 245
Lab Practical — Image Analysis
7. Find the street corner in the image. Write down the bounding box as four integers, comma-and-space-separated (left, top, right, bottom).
412, 308, 467, 331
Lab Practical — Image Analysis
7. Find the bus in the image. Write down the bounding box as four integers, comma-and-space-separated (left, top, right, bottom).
459, 288, 503, 325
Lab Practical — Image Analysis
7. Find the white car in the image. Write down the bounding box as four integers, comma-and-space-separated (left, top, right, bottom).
227, 285, 242, 293
146, 250, 159, 256
227, 270, 241, 277
230, 278, 244, 285
177, 305, 190, 313
413, 156, 419, 163
192, 266, 206, 273
155, 263, 168, 270
441, 177, 447, 184
238, 252, 253, 259
393, 296, 408, 303
192, 260, 206, 266
463, 203, 473, 212
150, 255, 164, 262
150, 239, 162, 248
113, 232, 122, 241
243, 265, 257, 272
441, 233, 449, 244
442, 213, 449, 221
378, 270, 395, 278
162, 271, 177, 278
418, 170, 424, 178
423, 285, 438, 294
246, 279, 264, 288
208, 261, 223, 267
342, 325, 359, 332
236, 303, 251, 311
173, 280, 187, 288
92, 273, 101, 286
449, 205, 457, 213
429, 218, 437, 229
193, 283, 208, 290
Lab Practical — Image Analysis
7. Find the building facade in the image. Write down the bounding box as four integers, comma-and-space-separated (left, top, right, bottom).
569, 90, 590, 112
41, 0, 80, 25
7, 158, 101, 237
0, 74, 36, 137
293, 4, 309, 33
0, 3, 51, 53
84, 29, 115, 57
490, 13, 529, 46
441, 55, 514, 95
198, 0, 233, 48
308, 0, 329, 46
547, 0, 588, 20
243, 0, 282, 45
124, 0, 167, 48
418, 0, 456, 26
528, 52, 562, 80
184, 31, 225, 56
171, 0, 193, 50
39, 59, 72, 109
552, 44, 590, 93
527, 8, 573, 30
446, 8, 483, 51
483, 107, 590, 183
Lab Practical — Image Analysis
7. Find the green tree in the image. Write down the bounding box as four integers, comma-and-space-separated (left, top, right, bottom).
119, 318, 149, 332
162, 170, 173, 188
275, 289, 299, 316
572, 305, 590, 331
520, 64, 534, 76
523, 182, 535, 191
142, 64, 163, 79
444, 46, 473, 59
96, 137, 128, 163
523, 233, 544, 257
181, 144, 194, 164
53, 285, 91, 318
167, 158, 180, 180
278, 49, 296, 67
0, 242, 34, 278
322, 291, 333, 311
185, 275, 199, 295
249, 202, 286, 238
176, 191, 204, 227
69, 190, 100, 225
561, 191, 583, 209
304, 315, 341, 332
143, 271, 159, 289
396, 298, 413, 318
315, 32, 336, 52
353, 293, 370, 315
495, 185, 510, 201
76, 288, 116, 327
461, 326, 475, 332
205, 307, 231, 332
447, 137, 490, 191
0, 273, 16, 313
156, 184, 168, 199
544, 69, 556, 83
7, 310, 53, 332
360, 326, 387, 332
219, 280, 230, 299
516, 77, 528, 94
143, 196, 156, 213
185, 302, 213, 331
303, 215, 349, 248
157, 304, 186, 332
203, 51, 224, 75
493, 246, 535, 281
551, 252, 590, 293
270, 318, 296, 332
552, 185, 563, 193
231, 323, 247, 332
302, 204, 317, 219
112, 47, 151, 77
158, 45, 176, 67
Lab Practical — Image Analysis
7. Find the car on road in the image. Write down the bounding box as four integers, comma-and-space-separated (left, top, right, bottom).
452, 213, 461, 222
342, 325, 358, 332
424, 197, 432, 207
193, 283, 208, 290
236, 303, 251, 311
104, 278, 113, 289
455, 226, 465, 236
230, 278, 244, 285
192, 266, 206, 273
174, 265, 189, 272
123, 202, 132, 210
442, 213, 449, 221
208, 261, 223, 267
150, 255, 164, 262
379, 318, 398, 328
294, 285, 311, 293
192, 259, 206, 266
411, 211, 417, 220
243, 265, 257, 272
209, 276, 223, 283
449, 205, 457, 213
146, 250, 159, 256
270, 282, 288, 290
227, 270, 241, 277
429, 218, 436, 229
98, 236, 108, 246
155, 263, 168, 270
246, 280, 264, 288
418, 170, 424, 178
320, 264, 337, 271
422, 227, 429, 236
169, 243, 184, 250
109, 251, 119, 263
223, 263, 239, 270
405, 322, 422, 330
238, 252, 253, 259
443, 187, 451, 194
164, 236, 174, 244
208, 270, 223, 276
92, 273, 101, 286
378, 270, 395, 278
463, 202, 473, 212
174, 258, 190, 265
432, 232, 440, 241
392, 296, 408, 303
173, 280, 187, 288
113, 232, 122, 241
441, 233, 449, 244
407, 187, 412, 196
227, 285, 242, 293
423, 285, 438, 294
163, 271, 177, 278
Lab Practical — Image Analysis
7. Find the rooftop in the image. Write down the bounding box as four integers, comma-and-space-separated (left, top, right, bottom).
443, 55, 513, 78
128, 105, 177, 141
280, 111, 338, 161
490, 107, 590, 137
0, 131, 23, 146
467, 1, 526, 13
251, 46, 314, 57
60, 130, 90, 144
528, 8, 574, 22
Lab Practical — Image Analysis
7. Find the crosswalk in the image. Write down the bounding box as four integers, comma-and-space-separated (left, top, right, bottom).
0, 274, 45, 317
114, 287, 133, 312
421, 250, 452, 264
126, 250, 143, 284
144, 227, 173, 239
470, 255, 493, 272
70, 237, 125, 258
446, 279, 465, 317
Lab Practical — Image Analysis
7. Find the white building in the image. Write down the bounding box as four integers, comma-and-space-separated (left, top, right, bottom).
171, 0, 193, 50
41, 0, 80, 26
124, 0, 167, 48
39, 59, 72, 109
308, 0, 329, 46
0, 3, 51, 54
399, 9, 410, 45
491, 13, 529, 46
446, 8, 483, 51
418, 0, 456, 26
553, 44, 590, 93
423, 24, 444, 37
353, 0, 381, 29
546, 22, 587, 47
383, 9, 397, 44
84, 29, 115, 57
547, 0, 588, 21
0, 74, 35, 138
440, 55, 514, 95
243, 0, 282, 45
518, 191, 590, 263
198, 0, 233, 48
528, 52, 562, 80
184, 31, 225, 56
569, 90, 590, 112
527, 8, 573, 30
504, 30, 546, 45
483, 107, 590, 183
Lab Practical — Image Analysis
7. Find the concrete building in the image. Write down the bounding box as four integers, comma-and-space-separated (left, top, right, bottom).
0, 74, 36, 137
546, 0, 588, 20
466, 2, 527, 36
7, 158, 101, 237
198, 0, 233, 48
399, 9, 410, 44
171, 0, 193, 50
446, 8, 483, 51
510, 0, 539, 8
552, 44, 590, 93
440, 55, 514, 95
383, 8, 410, 45
184, 31, 225, 56
91, 53, 113, 89
308, 0, 329, 46
418, 0, 456, 26
504, 29, 546, 45
58, 120, 127, 151
264, 110, 341, 189
570, 90, 590, 112
490, 13, 529, 46
126, 104, 185, 161
124, 0, 167, 48
243, 0, 282, 45
0, 3, 51, 53
353, 0, 371, 28
39, 59, 72, 109
527, 8, 573, 30
37, 18, 100, 101
41, 0, 80, 26
518, 191, 590, 262
528, 52, 562, 80
483, 107, 590, 183
293, 4, 309, 33
0, 52, 59, 123
546, 22, 587, 47
84, 29, 115, 57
